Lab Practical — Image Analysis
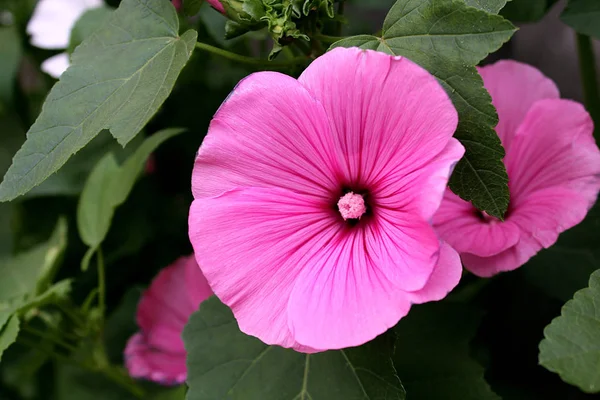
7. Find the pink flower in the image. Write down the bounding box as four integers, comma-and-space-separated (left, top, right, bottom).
206, 0, 224, 13
188, 47, 465, 351
125, 255, 212, 385
434, 60, 600, 277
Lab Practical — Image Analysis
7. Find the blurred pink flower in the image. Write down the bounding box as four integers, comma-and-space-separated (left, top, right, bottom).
207, 0, 225, 13
434, 60, 600, 277
188, 47, 464, 351
125, 255, 212, 385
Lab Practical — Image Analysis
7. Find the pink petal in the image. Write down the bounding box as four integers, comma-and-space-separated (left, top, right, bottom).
464, 186, 597, 277
206, 0, 225, 13
191, 72, 338, 202
433, 190, 520, 257
478, 60, 559, 150
137, 256, 204, 334
287, 226, 413, 350
189, 187, 338, 350
185, 254, 213, 309
143, 325, 186, 354
298, 47, 458, 195
287, 208, 443, 349
376, 138, 464, 222
408, 241, 463, 303
125, 333, 187, 386
506, 99, 600, 205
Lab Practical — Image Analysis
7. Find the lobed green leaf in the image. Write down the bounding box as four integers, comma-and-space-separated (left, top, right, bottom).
393, 303, 500, 399
77, 129, 183, 270
463, 0, 508, 13
0, 315, 20, 363
0, 0, 197, 202
539, 269, 600, 393
183, 297, 406, 400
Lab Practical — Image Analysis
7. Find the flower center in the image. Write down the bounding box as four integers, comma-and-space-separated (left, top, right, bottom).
337, 192, 366, 220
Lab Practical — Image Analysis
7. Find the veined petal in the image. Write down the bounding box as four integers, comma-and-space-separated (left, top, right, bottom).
376, 138, 464, 221
287, 208, 444, 349
478, 60, 559, 151
407, 241, 462, 304
463, 187, 596, 277
192, 72, 339, 202
189, 187, 338, 350
506, 99, 600, 205
298, 47, 458, 191
137, 256, 208, 334
288, 226, 413, 350
434, 190, 520, 257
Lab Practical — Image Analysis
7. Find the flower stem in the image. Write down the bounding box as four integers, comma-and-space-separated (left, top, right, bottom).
577, 33, 600, 140
97, 247, 106, 318
18, 337, 144, 398
102, 367, 145, 399
21, 325, 78, 353
194, 42, 307, 68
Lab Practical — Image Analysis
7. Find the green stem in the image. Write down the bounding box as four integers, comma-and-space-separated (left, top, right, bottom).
194, 42, 307, 68
102, 368, 145, 399
97, 247, 106, 318
336, 0, 345, 36
55, 301, 85, 328
577, 33, 600, 139
18, 338, 144, 399
22, 325, 78, 353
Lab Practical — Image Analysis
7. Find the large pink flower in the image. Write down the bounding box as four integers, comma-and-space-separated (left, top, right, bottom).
189, 47, 465, 351
434, 60, 600, 277
125, 255, 212, 385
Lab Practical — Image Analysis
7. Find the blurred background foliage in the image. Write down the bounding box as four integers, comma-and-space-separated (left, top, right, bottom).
0, 0, 599, 399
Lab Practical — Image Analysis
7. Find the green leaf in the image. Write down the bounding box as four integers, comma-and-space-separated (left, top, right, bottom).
77, 153, 120, 251
26, 131, 141, 198
501, 0, 557, 22
0, 217, 67, 303
331, 0, 515, 219
77, 129, 182, 269
561, 0, 600, 39
0, 25, 22, 107
55, 364, 136, 400
184, 0, 204, 16
153, 386, 186, 400
0, 315, 20, 363
111, 128, 184, 205
393, 303, 500, 400
463, 0, 508, 13
539, 269, 600, 393
0, 0, 197, 202
67, 6, 114, 54
183, 297, 406, 400
55, 363, 186, 400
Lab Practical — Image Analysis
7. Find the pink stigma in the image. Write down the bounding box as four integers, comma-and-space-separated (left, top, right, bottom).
337, 192, 366, 220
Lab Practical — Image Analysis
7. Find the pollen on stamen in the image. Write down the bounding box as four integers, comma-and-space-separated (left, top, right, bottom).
337, 192, 366, 220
